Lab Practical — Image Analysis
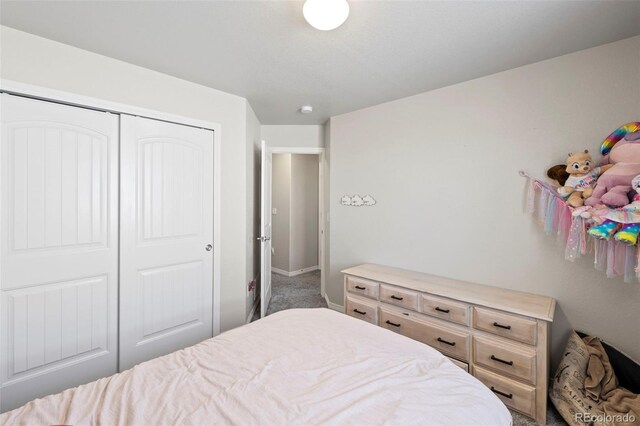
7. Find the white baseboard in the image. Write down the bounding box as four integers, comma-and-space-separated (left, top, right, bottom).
271, 267, 289, 276
246, 297, 260, 324
324, 294, 345, 313
271, 265, 319, 277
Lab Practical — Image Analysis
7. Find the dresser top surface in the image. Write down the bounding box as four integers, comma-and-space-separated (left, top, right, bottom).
342, 264, 556, 322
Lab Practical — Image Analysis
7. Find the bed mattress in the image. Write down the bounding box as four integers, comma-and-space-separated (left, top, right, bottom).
1, 308, 511, 425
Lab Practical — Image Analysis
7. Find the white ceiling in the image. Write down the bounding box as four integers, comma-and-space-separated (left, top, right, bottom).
2, 1, 639, 125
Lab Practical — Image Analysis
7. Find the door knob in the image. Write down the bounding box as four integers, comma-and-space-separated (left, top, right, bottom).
205, 244, 213, 251
257, 236, 271, 242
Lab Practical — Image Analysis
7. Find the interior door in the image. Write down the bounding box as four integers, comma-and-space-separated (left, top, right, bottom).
260, 140, 272, 317
0, 94, 119, 412
119, 115, 214, 371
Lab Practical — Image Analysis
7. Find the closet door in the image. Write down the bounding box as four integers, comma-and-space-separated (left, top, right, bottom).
119, 115, 214, 370
0, 94, 119, 412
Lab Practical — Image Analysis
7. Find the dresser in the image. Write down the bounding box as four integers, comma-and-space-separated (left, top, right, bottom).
342, 264, 556, 425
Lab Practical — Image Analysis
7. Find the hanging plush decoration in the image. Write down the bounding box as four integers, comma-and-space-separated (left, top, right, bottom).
522, 170, 640, 283
522, 122, 640, 283
521, 122, 640, 283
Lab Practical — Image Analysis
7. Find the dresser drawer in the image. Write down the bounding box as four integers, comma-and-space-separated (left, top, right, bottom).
379, 308, 469, 361
421, 294, 469, 326
345, 296, 378, 325
448, 357, 469, 372
380, 285, 419, 311
472, 307, 537, 345
473, 366, 536, 417
473, 336, 536, 385
346, 276, 379, 300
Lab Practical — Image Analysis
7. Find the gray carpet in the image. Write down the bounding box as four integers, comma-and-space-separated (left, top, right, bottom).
251, 270, 568, 425
251, 270, 327, 322
511, 404, 567, 426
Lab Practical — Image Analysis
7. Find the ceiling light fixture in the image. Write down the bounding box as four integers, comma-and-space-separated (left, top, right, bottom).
303, 0, 350, 31
300, 105, 313, 114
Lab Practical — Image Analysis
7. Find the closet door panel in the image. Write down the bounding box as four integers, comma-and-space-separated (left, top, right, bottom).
0, 94, 118, 412
119, 115, 214, 371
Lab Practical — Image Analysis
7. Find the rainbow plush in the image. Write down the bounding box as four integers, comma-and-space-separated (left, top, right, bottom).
601, 122, 640, 155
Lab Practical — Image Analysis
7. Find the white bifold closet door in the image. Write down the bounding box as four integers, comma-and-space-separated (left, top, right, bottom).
0, 94, 119, 412
119, 115, 214, 371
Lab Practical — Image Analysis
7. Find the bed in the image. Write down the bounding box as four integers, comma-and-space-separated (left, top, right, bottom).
0, 308, 511, 425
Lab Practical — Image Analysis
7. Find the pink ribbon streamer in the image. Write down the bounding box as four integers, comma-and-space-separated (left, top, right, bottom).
526, 178, 536, 214
525, 173, 638, 284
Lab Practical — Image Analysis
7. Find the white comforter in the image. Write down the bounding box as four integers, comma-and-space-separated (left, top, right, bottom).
1, 308, 511, 425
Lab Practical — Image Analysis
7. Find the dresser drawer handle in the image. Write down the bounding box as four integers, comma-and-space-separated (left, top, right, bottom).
493, 322, 512, 330
354, 285, 366, 290
353, 308, 366, 315
385, 320, 401, 327
434, 306, 450, 313
436, 337, 456, 346
390, 295, 404, 301
490, 355, 514, 366
490, 386, 513, 399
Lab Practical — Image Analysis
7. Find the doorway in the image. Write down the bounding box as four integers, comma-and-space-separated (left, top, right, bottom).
256, 146, 326, 319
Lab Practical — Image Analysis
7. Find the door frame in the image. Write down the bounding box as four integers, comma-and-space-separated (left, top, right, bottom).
269, 147, 326, 298
0, 79, 223, 336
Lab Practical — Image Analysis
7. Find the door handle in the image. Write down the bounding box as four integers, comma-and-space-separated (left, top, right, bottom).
490, 355, 514, 366
490, 387, 513, 399
205, 244, 213, 252
492, 322, 512, 330
437, 337, 456, 346
257, 236, 271, 242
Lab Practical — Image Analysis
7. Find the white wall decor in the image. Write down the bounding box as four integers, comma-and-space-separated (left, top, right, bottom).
362, 195, 376, 206
340, 195, 376, 206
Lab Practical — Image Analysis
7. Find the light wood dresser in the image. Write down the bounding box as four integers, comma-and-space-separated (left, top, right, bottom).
342, 264, 556, 425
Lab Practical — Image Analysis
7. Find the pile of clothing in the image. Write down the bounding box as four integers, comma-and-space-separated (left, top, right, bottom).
550, 331, 639, 425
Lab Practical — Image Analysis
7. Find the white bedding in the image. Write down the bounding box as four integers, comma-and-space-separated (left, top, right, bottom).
1, 308, 511, 425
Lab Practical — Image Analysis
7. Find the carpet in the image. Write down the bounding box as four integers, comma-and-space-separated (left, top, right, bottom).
511, 404, 567, 425
251, 269, 327, 322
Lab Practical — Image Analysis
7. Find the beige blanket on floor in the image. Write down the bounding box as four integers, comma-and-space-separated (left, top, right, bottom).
583, 336, 640, 422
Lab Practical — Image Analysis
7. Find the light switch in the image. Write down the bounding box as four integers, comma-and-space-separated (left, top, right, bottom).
272, 208, 277, 215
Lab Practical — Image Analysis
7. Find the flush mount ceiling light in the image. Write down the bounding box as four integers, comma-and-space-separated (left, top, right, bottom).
300, 105, 313, 114
303, 0, 350, 31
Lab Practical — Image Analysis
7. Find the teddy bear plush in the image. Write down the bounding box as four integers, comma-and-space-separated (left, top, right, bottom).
557, 150, 610, 207
585, 129, 640, 207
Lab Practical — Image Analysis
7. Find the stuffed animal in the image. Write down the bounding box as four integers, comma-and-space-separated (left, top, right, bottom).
546, 164, 570, 186
557, 150, 610, 207
589, 175, 640, 244
585, 124, 640, 207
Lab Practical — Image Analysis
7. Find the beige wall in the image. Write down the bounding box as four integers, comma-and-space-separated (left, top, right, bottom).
290, 154, 319, 272
0, 26, 256, 332
272, 154, 292, 272
261, 125, 324, 148
329, 36, 640, 366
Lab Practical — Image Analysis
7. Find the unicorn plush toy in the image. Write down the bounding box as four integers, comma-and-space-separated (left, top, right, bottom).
585, 123, 640, 207
589, 174, 640, 245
